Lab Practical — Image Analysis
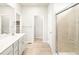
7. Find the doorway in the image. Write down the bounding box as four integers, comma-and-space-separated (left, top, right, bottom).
34, 16, 44, 41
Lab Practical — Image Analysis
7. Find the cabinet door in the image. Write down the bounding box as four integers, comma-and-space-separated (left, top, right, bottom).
19, 37, 24, 55
0, 45, 13, 55
13, 41, 19, 55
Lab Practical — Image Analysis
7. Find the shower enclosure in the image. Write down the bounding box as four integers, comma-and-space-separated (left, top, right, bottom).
56, 3, 79, 54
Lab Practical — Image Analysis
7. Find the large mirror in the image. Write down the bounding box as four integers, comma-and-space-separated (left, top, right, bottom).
0, 3, 15, 34
1, 16, 10, 34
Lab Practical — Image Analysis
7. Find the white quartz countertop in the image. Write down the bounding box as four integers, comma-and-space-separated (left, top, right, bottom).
0, 33, 24, 53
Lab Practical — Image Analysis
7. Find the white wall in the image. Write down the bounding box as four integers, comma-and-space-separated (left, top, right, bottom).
21, 5, 48, 43
48, 3, 56, 54
7, 3, 22, 14
16, 4, 22, 14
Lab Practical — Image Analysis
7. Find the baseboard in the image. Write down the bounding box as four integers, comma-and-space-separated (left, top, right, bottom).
58, 52, 79, 55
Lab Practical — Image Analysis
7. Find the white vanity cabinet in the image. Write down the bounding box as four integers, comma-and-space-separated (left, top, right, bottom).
19, 37, 24, 55
0, 45, 14, 55
13, 41, 19, 55
0, 39, 24, 55
0, 34, 24, 55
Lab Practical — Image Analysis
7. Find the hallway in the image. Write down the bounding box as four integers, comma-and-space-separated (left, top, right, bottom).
23, 39, 52, 55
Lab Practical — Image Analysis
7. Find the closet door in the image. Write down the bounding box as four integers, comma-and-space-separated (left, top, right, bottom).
57, 6, 76, 53
67, 7, 76, 52
74, 4, 79, 53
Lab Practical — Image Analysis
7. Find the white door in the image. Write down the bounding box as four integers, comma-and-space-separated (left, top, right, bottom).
34, 16, 43, 40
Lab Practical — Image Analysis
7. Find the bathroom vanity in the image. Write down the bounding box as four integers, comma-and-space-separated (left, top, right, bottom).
0, 33, 24, 55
